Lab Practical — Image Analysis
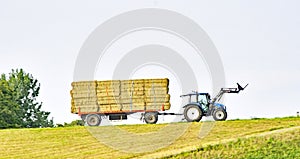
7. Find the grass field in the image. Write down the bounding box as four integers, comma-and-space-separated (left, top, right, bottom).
168, 126, 300, 159
0, 117, 299, 158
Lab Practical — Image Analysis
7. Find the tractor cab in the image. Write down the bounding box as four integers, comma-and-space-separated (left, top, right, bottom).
180, 92, 211, 116
197, 93, 211, 110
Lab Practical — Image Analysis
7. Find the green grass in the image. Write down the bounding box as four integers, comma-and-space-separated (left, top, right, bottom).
0, 117, 299, 158
167, 127, 300, 159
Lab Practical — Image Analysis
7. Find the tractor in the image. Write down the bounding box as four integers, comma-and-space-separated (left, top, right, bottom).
181, 83, 248, 122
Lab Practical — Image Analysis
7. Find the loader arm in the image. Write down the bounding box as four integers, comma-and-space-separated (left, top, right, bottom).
209, 83, 248, 112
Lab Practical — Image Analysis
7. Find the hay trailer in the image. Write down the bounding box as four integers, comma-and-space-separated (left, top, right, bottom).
70, 78, 173, 126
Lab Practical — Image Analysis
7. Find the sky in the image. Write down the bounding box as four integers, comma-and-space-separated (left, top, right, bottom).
0, 0, 300, 124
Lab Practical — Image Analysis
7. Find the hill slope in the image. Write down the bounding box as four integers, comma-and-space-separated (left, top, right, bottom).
167, 126, 300, 159
0, 117, 299, 158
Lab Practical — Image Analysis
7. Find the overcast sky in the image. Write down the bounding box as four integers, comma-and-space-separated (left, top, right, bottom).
1, 0, 299, 124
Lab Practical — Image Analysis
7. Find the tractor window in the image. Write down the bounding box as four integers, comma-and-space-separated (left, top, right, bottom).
198, 95, 208, 105
191, 95, 197, 103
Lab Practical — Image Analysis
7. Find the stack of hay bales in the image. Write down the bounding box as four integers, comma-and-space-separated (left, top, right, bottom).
144, 79, 170, 110
96, 80, 121, 112
70, 81, 98, 113
70, 78, 170, 114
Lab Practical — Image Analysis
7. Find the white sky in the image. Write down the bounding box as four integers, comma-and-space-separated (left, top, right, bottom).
1, 0, 300, 124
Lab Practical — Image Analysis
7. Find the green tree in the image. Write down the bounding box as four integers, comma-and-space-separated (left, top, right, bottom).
0, 69, 53, 128
0, 76, 22, 128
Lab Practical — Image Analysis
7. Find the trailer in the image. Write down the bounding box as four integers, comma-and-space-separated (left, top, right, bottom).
70, 78, 247, 126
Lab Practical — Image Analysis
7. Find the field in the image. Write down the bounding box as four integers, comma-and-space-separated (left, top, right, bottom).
169, 127, 300, 159
0, 117, 300, 158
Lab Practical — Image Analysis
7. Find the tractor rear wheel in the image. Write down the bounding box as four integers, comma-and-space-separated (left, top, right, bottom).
184, 105, 203, 122
86, 114, 101, 126
144, 112, 158, 124
213, 109, 227, 121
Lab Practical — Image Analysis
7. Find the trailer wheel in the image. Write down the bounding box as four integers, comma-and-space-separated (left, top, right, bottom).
144, 112, 158, 124
184, 105, 203, 122
86, 114, 101, 126
213, 109, 227, 121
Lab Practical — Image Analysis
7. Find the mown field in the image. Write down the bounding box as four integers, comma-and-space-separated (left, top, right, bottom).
0, 117, 299, 159
168, 125, 300, 159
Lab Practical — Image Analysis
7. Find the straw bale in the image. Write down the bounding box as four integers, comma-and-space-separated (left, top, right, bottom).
144, 78, 168, 83
71, 93, 97, 98
70, 89, 97, 93
119, 97, 145, 104
96, 91, 120, 97
72, 99, 96, 104
71, 80, 97, 86
120, 79, 144, 84
144, 89, 168, 96
119, 103, 145, 111
72, 86, 97, 92
120, 92, 144, 97
72, 97, 97, 101
99, 103, 145, 111
146, 102, 171, 110
97, 84, 120, 90
121, 83, 144, 89
97, 96, 121, 105
96, 80, 120, 84
145, 94, 170, 103
120, 86, 144, 92
144, 83, 168, 88
96, 88, 120, 94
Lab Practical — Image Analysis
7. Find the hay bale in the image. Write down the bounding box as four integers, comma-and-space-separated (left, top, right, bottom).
120, 79, 144, 84
97, 96, 121, 105
144, 88, 169, 96
96, 89, 120, 93
120, 91, 144, 97
96, 91, 119, 97
145, 94, 170, 103
119, 97, 145, 104
98, 104, 119, 112
99, 103, 145, 112
71, 93, 97, 98
120, 86, 144, 92
71, 90, 97, 94
146, 102, 171, 110
72, 98, 97, 104
97, 82, 120, 90
144, 78, 169, 83
71, 81, 97, 91
96, 80, 120, 84
119, 103, 145, 111
71, 80, 97, 86
71, 103, 99, 113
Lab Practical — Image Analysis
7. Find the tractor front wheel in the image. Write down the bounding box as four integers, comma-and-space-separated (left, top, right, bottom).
184, 105, 203, 122
213, 109, 227, 121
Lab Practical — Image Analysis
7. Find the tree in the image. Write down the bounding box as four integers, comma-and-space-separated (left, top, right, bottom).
0, 76, 22, 128
0, 69, 53, 128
